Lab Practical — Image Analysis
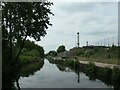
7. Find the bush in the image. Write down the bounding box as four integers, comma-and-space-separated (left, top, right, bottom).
86, 62, 97, 80
112, 67, 120, 81
84, 50, 94, 58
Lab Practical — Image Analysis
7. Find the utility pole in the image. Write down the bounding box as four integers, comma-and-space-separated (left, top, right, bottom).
101, 40, 102, 46
104, 39, 105, 47
95, 42, 97, 46
77, 32, 79, 48
108, 38, 109, 47
98, 41, 99, 46
86, 41, 88, 46
112, 36, 114, 46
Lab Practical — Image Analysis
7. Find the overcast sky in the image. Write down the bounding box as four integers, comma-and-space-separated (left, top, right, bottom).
33, 1, 118, 53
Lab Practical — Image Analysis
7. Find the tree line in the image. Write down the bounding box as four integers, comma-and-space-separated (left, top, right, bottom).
47, 45, 65, 57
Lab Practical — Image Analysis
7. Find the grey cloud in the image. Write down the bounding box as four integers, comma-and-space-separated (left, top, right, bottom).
58, 2, 96, 13
57, 2, 116, 13
82, 30, 117, 36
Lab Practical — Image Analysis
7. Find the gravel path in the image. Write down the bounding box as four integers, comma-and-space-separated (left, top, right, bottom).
79, 60, 120, 69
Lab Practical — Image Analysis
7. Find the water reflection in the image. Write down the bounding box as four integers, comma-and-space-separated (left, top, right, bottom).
2, 59, 44, 90
16, 60, 44, 89
48, 59, 120, 89
2, 64, 22, 90
56, 64, 80, 83
3, 59, 120, 89
19, 59, 113, 88
53, 60, 81, 83
20, 60, 44, 77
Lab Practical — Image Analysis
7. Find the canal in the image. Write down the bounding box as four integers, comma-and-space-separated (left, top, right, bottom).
18, 59, 113, 88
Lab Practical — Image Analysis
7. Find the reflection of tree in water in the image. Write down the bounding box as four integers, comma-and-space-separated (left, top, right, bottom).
56, 64, 66, 72
2, 62, 23, 90
49, 59, 120, 88
2, 60, 44, 90
55, 62, 80, 83
56, 64, 73, 72
74, 62, 80, 83
19, 60, 44, 77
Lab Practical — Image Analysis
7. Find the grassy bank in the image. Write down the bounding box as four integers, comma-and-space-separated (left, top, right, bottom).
19, 48, 40, 64
70, 46, 120, 65
20, 49, 40, 64
19, 40, 44, 64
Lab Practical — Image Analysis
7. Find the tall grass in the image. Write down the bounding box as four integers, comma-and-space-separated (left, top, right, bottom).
19, 48, 40, 64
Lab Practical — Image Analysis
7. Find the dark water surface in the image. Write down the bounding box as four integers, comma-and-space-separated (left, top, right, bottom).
18, 59, 113, 88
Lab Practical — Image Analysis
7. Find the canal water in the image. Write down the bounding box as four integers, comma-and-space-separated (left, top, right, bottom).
18, 59, 113, 88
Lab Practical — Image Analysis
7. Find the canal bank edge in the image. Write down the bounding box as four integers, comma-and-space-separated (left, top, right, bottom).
50, 56, 120, 69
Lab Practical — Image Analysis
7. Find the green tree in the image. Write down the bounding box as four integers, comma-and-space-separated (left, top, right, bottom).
2, 2, 53, 65
57, 45, 65, 53
35, 44, 44, 58
48, 50, 57, 57
23, 40, 35, 50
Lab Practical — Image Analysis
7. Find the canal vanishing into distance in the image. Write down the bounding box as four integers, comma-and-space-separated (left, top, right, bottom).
17, 59, 114, 88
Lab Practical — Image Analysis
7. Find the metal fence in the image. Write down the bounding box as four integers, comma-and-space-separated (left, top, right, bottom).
89, 35, 118, 47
